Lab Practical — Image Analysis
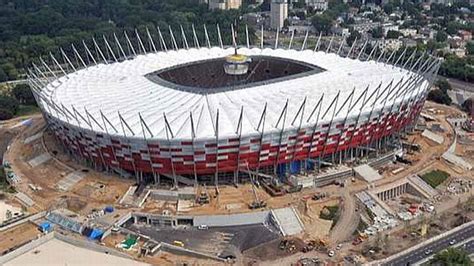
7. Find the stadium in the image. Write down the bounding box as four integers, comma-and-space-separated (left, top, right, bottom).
27, 26, 441, 186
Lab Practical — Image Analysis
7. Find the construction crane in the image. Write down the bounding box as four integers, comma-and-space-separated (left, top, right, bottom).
246, 162, 266, 209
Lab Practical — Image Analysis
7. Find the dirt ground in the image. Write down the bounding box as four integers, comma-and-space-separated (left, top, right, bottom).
298, 198, 338, 240
0, 101, 471, 265
2, 116, 133, 219
0, 222, 40, 255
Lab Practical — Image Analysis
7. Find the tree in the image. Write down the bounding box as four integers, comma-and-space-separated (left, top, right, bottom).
347, 30, 361, 47
436, 79, 452, 93
429, 248, 472, 266
467, 42, 474, 55
386, 30, 402, 39
0, 95, 19, 114
436, 31, 448, 43
12, 84, 36, 105
428, 89, 452, 105
0, 109, 13, 121
371, 27, 383, 39
383, 3, 394, 14
0, 68, 7, 83
462, 98, 473, 114
311, 14, 333, 34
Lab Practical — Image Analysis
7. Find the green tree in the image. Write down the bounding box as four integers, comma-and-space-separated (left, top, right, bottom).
383, 3, 394, 14
0, 68, 7, 83
371, 27, 383, 39
347, 30, 361, 47
0, 109, 13, 121
466, 42, 474, 55
386, 30, 402, 39
0, 95, 19, 114
429, 248, 472, 266
311, 14, 333, 34
12, 84, 36, 105
462, 98, 473, 114
436, 31, 448, 43
428, 89, 452, 105
436, 79, 452, 93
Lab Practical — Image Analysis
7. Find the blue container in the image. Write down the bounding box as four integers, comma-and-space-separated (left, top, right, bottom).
39, 222, 52, 233
277, 163, 287, 178
290, 161, 301, 174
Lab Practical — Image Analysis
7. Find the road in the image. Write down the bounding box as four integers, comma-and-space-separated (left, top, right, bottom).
442, 76, 474, 92
0, 79, 28, 87
330, 186, 358, 244
382, 223, 474, 265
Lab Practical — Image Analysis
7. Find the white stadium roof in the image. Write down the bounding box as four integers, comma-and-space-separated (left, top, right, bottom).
40, 47, 429, 140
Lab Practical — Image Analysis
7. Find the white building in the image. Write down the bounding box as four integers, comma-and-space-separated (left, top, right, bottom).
209, 0, 242, 10
271, 0, 288, 30
379, 38, 403, 51
382, 23, 399, 36
399, 28, 417, 37
306, 0, 328, 11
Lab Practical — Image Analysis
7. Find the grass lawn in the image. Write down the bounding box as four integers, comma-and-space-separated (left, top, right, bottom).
16, 104, 40, 117
420, 170, 450, 188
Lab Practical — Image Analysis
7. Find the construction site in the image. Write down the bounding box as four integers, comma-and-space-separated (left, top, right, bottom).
0, 98, 473, 265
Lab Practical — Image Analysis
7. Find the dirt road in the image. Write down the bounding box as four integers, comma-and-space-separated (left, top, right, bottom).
330, 185, 359, 244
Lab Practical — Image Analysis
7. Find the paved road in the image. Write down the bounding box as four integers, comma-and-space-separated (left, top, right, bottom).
442, 76, 474, 92
383, 224, 474, 265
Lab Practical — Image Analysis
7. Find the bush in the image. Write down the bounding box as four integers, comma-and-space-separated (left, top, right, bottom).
0, 95, 19, 114
0, 108, 13, 120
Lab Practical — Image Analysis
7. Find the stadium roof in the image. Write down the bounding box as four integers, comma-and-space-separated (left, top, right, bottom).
41, 47, 428, 140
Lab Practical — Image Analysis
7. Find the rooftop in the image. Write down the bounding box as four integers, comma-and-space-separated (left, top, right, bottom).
40, 47, 425, 140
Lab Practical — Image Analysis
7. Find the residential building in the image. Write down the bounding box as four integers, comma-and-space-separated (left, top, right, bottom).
271, 0, 288, 30
451, 48, 466, 57
402, 38, 417, 48
331, 26, 350, 37
209, 0, 242, 10
306, 0, 328, 11
419, 27, 437, 39
352, 22, 381, 33
379, 38, 402, 51
382, 23, 399, 35
448, 36, 463, 48
399, 28, 417, 37
458, 30, 472, 41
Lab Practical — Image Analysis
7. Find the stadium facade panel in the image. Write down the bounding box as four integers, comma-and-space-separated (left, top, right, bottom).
28, 36, 440, 184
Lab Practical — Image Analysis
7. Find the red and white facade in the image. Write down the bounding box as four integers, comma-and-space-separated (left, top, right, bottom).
28, 32, 440, 185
